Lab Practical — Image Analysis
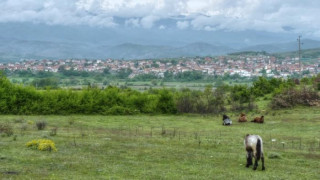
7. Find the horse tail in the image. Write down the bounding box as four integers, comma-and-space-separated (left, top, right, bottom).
256, 138, 261, 161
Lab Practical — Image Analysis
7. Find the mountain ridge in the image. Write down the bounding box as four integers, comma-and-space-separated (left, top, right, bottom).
1, 38, 320, 62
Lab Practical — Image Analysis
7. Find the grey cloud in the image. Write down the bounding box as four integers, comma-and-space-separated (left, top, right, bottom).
0, 0, 319, 36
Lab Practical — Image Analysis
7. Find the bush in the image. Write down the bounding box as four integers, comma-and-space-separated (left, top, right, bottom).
27, 120, 34, 125
36, 121, 47, 130
68, 118, 75, 125
20, 124, 28, 131
50, 127, 58, 136
26, 139, 57, 152
14, 118, 25, 123
106, 106, 137, 115
0, 123, 14, 136
268, 152, 282, 159
271, 87, 320, 109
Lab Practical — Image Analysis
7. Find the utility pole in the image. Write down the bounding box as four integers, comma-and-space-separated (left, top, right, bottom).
297, 35, 303, 74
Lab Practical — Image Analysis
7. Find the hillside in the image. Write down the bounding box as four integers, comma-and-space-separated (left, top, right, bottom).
274, 47, 320, 59
1, 37, 320, 62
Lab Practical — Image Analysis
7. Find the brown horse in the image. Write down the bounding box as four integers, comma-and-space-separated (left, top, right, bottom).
238, 113, 247, 122
251, 116, 264, 123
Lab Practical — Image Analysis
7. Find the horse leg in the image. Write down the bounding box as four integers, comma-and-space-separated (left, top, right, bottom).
253, 152, 258, 170
246, 151, 253, 167
261, 153, 265, 170
253, 158, 258, 170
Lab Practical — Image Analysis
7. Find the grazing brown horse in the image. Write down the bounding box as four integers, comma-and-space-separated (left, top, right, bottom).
238, 113, 247, 122
251, 116, 264, 123
244, 134, 265, 170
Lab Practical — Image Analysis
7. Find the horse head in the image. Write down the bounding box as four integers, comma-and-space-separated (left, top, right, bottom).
223, 114, 229, 120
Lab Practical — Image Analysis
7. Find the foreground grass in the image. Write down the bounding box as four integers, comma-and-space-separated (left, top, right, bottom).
1, 107, 319, 179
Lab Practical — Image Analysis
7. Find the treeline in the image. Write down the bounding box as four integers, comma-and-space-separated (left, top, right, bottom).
0, 73, 176, 115
0, 73, 319, 115
8, 69, 251, 88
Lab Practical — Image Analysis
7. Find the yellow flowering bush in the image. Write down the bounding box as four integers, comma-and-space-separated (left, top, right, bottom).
26, 139, 57, 152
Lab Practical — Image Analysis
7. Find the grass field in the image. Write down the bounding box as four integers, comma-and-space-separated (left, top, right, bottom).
1, 107, 320, 179
7, 76, 251, 91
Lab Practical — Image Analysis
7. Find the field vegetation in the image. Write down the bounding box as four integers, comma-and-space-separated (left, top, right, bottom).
0, 70, 319, 179
4, 68, 257, 90
1, 71, 319, 115
1, 107, 319, 179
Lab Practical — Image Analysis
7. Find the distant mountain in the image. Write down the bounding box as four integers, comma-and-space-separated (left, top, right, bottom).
0, 38, 104, 61
274, 47, 320, 59
106, 43, 172, 59
176, 42, 234, 56
1, 36, 320, 62
105, 42, 234, 59
240, 39, 320, 53
0, 40, 234, 61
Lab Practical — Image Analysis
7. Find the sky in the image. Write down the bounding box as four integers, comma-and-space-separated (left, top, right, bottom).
0, 0, 319, 37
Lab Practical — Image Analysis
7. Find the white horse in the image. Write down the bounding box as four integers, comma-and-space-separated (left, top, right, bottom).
222, 114, 232, 126
244, 134, 265, 170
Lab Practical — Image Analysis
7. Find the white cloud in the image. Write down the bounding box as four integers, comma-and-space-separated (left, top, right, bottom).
177, 21, 189, 29
159, 25, 166, 30
140, 16, 159, 29
125, 18, 140, 27
0, 0, 319, 36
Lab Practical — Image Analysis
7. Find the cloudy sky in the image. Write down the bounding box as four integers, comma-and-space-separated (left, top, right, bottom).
0, 0, 319, 37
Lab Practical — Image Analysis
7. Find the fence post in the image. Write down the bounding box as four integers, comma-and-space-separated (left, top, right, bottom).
300, 138, 302, 150
135, 126, 138, 136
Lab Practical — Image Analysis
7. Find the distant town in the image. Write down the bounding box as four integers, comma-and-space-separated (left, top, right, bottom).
1, 54, 320, 78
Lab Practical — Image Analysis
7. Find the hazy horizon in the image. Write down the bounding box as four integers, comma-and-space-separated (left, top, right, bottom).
1, 0, 320, 60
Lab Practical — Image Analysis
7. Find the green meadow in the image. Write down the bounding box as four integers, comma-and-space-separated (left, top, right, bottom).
1, 107, 320, 180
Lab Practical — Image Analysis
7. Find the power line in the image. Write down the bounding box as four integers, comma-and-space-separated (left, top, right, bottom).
297, 35, 303, 74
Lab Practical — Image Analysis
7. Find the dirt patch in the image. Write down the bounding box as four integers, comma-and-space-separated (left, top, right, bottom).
3, 171, 19, 175
281, 119, 291, 122
304, 153, 320, 159
296, 153, 320, 159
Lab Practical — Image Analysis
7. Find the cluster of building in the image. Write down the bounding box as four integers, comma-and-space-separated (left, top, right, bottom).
1, 55, 319, 78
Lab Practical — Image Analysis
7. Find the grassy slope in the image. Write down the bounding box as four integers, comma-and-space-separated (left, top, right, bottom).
0, 107, 320, 179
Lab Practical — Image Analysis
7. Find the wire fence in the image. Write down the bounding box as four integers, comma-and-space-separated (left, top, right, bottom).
57, 125, 320, 152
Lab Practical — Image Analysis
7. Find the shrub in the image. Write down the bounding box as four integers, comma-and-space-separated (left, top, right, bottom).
13, 135, 17, 141
271, 87, 320, 109
36, 121, 47, 130
14, 118, 25, 123
0, 123, 14, 136
106, 106, 137, 115
20, 124, 28, 131
50, 127, 58, 136
26, 139, 57, 152
268, 152, 282, 159
68, 118, 75, 125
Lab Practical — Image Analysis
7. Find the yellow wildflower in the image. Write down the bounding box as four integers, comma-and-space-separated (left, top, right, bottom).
26, 139, 57, 152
